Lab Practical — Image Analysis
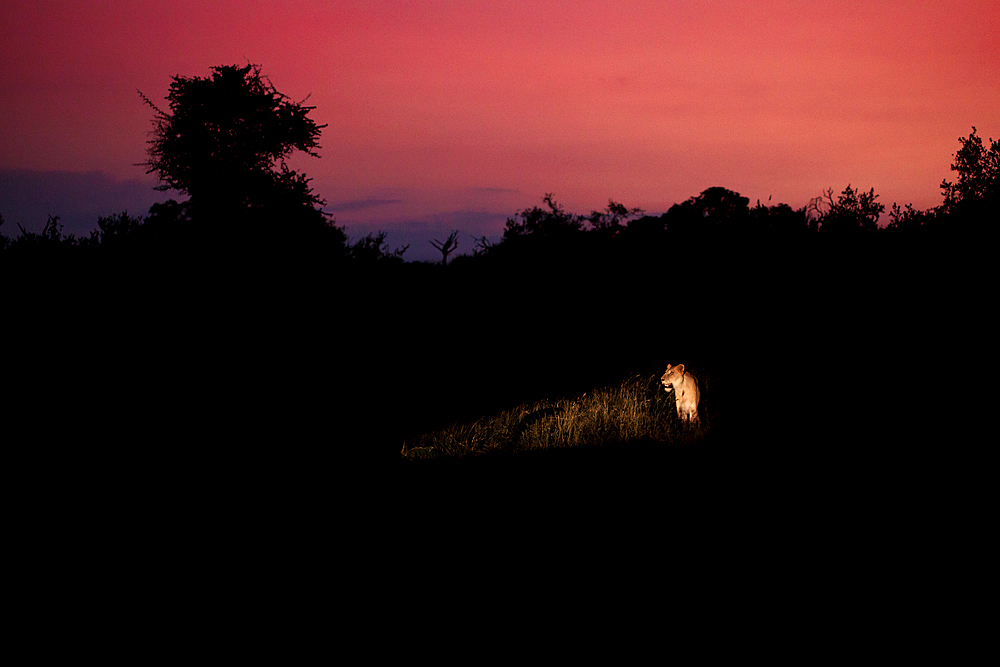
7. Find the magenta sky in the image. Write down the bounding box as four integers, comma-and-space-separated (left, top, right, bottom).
2, 0, 997, 259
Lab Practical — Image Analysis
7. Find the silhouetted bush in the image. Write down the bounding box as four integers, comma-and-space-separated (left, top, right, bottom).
663, 186, 750, 237
812, 184, 884, 235
885, 203, 936, 234
348, 231, 408, 265
939, 126, 999, 224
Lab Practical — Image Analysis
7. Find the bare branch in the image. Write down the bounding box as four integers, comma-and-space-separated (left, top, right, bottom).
430, 230, 460, 265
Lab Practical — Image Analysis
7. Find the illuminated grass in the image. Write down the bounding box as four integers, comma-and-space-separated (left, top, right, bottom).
400, 373, 709, 461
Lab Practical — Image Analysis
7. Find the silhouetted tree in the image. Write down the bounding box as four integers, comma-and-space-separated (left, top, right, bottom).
97, 211, 146, 247
664, 187, 749, 236
813, 185, 883, 234
885, 202, 934, 233
430, 230, 460, 265
349, 232, 408, 264
939, 126, 999, 222
140, 64, 334, 239
143, 199, 191, 237
748, 199, 810, 236
0, 215, 96, 261
624, 213, 668, 247
502, 193, 583, 242
15, 215, 65, 246
471, 235, 494, 256
585, 199, 645, 235
804, 192, 827, 233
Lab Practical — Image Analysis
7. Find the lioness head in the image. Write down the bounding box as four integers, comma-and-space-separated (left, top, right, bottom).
661, 364, 686, 392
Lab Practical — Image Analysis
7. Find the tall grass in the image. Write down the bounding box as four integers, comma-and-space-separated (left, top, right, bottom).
400, 373, 710, 461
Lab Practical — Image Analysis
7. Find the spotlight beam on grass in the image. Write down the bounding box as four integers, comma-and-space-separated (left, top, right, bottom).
401, 373, 708, 461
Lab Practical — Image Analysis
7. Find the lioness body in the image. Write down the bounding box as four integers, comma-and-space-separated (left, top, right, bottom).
661, 364, 701, 424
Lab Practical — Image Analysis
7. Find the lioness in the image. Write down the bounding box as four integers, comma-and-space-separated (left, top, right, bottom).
661, 364, 701, 424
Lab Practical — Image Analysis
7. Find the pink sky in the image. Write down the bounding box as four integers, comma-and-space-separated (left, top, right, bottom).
2, 0, 997, 259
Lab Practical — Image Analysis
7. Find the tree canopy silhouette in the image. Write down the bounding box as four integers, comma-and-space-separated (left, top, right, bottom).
585, 200, 645, 236
664, 187, 750, 236
810, 185, 884, 234
140, 64, 333, 237
939, 126, 999, 221
502, 193, 583, 242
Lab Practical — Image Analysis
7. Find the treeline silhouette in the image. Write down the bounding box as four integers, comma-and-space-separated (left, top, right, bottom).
2, 63, 993, 481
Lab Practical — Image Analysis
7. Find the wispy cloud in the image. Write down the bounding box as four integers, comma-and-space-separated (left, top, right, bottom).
467, 187, 523, 195
326, 198, 405, 213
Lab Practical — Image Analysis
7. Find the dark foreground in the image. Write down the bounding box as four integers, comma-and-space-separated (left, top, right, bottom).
5, 234, 972, 528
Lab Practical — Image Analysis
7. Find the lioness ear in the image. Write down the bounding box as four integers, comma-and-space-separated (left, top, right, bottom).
676, 364, 685, 374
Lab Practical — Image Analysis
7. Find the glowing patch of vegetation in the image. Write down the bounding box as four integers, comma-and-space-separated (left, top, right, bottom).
400, 373, 709, 461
